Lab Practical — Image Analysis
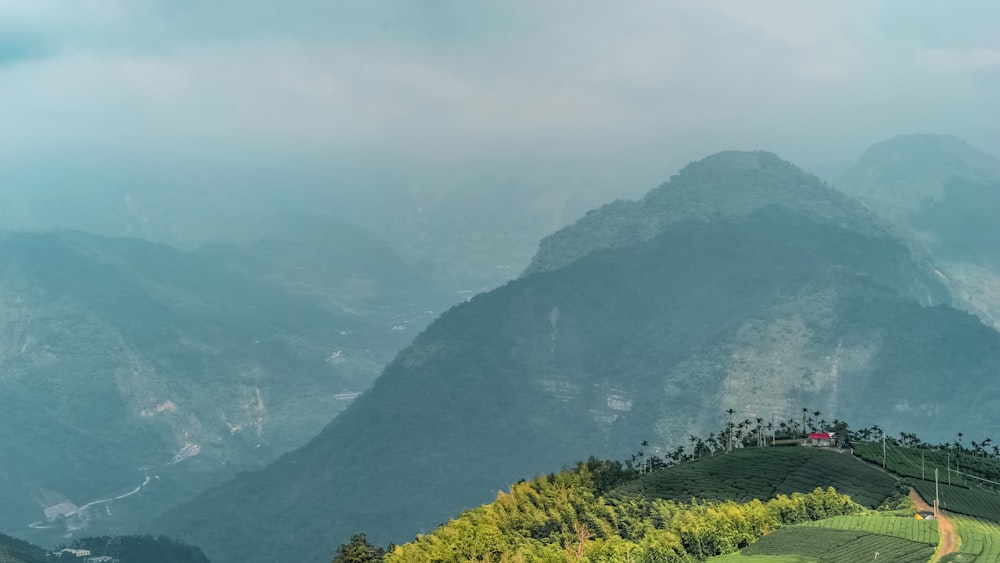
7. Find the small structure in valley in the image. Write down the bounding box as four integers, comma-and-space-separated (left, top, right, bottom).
808, 432, 834, 447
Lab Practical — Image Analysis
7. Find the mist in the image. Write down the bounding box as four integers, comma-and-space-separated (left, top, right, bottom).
2, 0, 999, 283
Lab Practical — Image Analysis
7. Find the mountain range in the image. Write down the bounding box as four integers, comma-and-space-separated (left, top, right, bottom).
0, 217, 449, 545
154, 149, 1000, 563
837, 134, 1000, 328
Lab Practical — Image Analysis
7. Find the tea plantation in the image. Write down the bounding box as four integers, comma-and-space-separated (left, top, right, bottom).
611, 447, 897, 508
853, 442, 1000, 488
942, 516, 1000, 562
800, 513, 938, 543
738, 527, 934, 562
910, 480, 1000, 523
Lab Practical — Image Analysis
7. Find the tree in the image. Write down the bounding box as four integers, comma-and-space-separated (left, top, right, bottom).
332, 533, 386, 563
726, 409, 736, 452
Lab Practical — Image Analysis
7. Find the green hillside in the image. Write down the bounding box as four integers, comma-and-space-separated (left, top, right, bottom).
157, 151, 1000, 563
852, 441, 1000, 523
383, 459, 863, 562
364, 437, 943, 562
611, 448, 897, 508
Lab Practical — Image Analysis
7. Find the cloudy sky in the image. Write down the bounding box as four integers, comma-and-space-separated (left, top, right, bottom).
1, 1, 998, 180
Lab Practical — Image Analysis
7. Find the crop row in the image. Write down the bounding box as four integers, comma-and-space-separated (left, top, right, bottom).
743, 526, 933, 562
854, 442, 1000, 490
801, 513, 938, 544
942, 516, 1000, 562
911, 480, 1000, 523
615, 447, 895, 508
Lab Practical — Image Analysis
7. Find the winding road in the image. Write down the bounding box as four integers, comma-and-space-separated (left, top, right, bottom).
909, 489, 957, 562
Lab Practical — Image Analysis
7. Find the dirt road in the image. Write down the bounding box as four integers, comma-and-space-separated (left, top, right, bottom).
910, 489, 957, 562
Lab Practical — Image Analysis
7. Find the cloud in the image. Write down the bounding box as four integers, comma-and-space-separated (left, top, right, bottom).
917, 48, 1000, 75
0, 0, 998, 164
0, 28, 53, 66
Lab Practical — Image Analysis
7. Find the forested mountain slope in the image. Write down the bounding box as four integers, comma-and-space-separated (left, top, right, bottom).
156, 152, 1000, 563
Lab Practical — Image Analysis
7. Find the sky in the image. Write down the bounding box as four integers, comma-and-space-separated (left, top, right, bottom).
0, 1, 998, 188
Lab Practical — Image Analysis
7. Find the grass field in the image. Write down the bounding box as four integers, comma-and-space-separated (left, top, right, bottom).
910, 480, 1000, 523
939, 516, 1000, 562
739, 526, 933, 562
611, 447, 897, 508
800, 513, 938, 544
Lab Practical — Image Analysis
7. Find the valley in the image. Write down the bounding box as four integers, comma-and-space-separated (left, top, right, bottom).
4, 4, 999, 561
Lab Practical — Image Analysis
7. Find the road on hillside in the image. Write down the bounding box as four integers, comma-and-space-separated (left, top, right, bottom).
910, 489, 956, 562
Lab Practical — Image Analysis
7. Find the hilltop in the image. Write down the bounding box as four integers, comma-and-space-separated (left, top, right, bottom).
154, 151, 1000, 563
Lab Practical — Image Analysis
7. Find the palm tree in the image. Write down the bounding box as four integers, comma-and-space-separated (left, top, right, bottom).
726, 408, 736, 452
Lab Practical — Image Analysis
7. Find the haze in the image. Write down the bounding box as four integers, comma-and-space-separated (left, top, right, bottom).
3, 1, 998, 177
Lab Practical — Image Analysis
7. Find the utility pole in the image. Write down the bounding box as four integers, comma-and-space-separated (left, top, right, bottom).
922, 451, 925, 480
882, 434, 887, 469
935, 468, 940, 517
948, 453, 952, 486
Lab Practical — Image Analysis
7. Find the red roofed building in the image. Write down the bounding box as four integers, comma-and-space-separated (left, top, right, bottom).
809, 432, 833, 447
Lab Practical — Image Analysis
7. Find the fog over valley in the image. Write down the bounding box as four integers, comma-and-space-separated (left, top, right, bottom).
1, 2, 999, 563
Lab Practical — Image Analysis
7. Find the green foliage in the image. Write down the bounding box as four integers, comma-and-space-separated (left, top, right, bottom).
332, 533, 388, 563
386, 463, 861, 562
611, 448, 896, 509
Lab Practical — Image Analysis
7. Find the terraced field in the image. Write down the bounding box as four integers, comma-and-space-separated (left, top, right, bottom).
941, 516, 1000, 562
709, 554, 818, 562
612, 447, 897, 507
801, 513, 938, 544
853, 442, 1000, 489
910, 480, 1000, 523
740, 526, 934, 562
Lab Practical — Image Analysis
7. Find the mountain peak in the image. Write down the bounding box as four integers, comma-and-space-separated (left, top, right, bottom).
837, 134, 1000, 215
674, 150, 788, 173
526, 150, 896, 276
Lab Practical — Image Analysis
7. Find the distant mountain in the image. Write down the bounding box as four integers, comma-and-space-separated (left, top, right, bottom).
154, 152, 1000, 563
0, 221, 448, 545
836, 134, 1000, 327
0, 159, 627, 294
0, 532, 208, 563
0, 532, 48, 563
